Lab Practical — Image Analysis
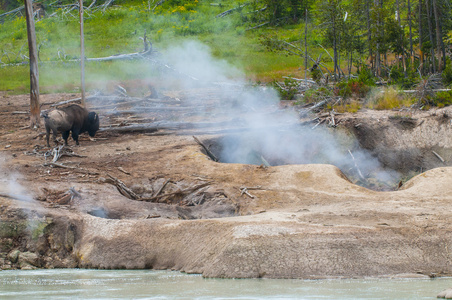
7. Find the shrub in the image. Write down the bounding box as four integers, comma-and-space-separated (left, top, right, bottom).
357, 66, 375, 86
433, 90, 452, 108
272, 77, 299, 100
335, 78, 371, 99
442, 60, 452, 86
389, 65, 418, 89
303, 86, 333, 104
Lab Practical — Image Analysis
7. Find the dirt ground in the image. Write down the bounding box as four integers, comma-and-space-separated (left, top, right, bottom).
1, 89, 452, 279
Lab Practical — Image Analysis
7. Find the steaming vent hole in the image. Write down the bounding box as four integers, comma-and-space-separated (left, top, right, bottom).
200, 133, 404, 191
87, 208, 118, 219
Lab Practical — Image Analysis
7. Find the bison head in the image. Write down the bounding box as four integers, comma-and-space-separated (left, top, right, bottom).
87, 112, 100, 137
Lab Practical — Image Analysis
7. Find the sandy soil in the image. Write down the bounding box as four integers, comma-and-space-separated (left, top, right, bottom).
1, 90, 452, 279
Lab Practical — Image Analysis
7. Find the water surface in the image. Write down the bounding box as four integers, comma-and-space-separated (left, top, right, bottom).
0, 269, 451, 299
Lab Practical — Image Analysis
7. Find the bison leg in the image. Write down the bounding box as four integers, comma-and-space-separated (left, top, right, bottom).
45, 126, 51, 147
62, 131, 70, 145
71, 129, 80, 145
52, 129, 59, 145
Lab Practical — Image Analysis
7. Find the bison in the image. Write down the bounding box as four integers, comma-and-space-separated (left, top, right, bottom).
42, 104, 100, 147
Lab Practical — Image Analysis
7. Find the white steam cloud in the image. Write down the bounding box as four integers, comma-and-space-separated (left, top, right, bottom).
93, 40, 400, 189
160, 40, 400, 188
0, 157, 35, 202
162, 40, 243, 85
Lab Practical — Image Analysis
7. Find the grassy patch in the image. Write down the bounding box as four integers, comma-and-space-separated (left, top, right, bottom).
366, 87, 415, 110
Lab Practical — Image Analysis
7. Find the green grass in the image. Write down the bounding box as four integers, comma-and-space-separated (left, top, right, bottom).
0, 0, 328, 95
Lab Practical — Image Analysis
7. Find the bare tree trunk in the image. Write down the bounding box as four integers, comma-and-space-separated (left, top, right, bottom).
408, 0, 414, 64
396, 0, 406, 76
79, 0, 86, 108
425, 0, 436, 72
304, 9, 308, 81
432, 0, 442, 71
24, 0, 40, 128
419, 0, 424, 73
366, 0, 373, 70
375, 0, 381, 77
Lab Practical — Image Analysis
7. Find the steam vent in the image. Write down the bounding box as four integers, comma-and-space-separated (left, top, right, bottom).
1, 87, 452, 279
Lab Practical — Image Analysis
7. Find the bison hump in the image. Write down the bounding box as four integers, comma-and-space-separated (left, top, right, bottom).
45, 109, 73, 131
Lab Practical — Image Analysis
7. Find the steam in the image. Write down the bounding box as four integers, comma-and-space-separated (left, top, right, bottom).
156, 40, 400, 188
0, 157, 35, 202
87, 40, 399, 189
162, 40, 243, 86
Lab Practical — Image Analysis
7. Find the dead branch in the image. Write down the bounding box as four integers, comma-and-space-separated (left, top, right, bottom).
432, 151, 445, 163
51, 145, 64, 163
101, 0, 115, 11
193, 136, 219, 162
117, 167, 131, 175
107, 174, 139, 200
152, 0, 166, 12
54, 187, 81, 205
43, 162, 100, 175
140, 182, 212, 202
282, 76, 316, 85
0, 5, 24, 19
216, 3, 247, 18
50, 97, 83, 107
329, 111, 336, 127
86, 48, 153, 62
153, 178, 170, 198
246, 22, 270, 31
239, 187, 254, 198
348, 150, 366, 181
115, 85, 128, 97
260, 155, 271, 167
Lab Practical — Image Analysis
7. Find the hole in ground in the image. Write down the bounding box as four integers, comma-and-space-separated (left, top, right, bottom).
200, 131, 405, 191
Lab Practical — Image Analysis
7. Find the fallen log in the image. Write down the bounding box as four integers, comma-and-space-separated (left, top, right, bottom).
50, 97, 84, 107
99, 121, 236, 134
88, 98, 182, 110
86, 48, 153, 62
193, 136, 219, 162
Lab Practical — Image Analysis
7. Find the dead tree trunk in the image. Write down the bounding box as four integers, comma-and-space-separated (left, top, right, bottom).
425, 0, 436, 73
432, 0, 442, 71
24, 0, 40, 128
408, 0, 414, 64
79, 0, 86, 108
419, 0, 424, 73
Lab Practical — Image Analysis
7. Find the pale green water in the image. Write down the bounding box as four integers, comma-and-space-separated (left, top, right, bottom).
0, 269, 451, 299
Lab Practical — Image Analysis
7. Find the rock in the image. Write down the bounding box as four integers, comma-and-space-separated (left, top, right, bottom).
18, 251, 40, 267
438, 288, 452, 299
20, 263, 37, 270
7, 249, 20, 263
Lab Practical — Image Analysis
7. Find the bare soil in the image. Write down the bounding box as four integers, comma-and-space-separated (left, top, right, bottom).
1, 89, 452, 279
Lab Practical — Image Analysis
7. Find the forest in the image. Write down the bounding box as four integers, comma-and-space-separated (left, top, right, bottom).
0, 0, 451, 110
